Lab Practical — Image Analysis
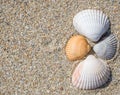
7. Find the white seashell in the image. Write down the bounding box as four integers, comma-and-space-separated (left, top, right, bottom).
73, 9, 110, 42
72, 55, 110, 89
93, 34, 118, 60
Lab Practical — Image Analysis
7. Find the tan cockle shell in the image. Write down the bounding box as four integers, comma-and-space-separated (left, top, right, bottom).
65, 35, 91, 61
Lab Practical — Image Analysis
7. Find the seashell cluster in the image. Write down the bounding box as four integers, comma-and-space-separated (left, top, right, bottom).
65, 35, 91, 61
72, 55, 110, 89
65, 9, 118, 90
72, 9, 118, 60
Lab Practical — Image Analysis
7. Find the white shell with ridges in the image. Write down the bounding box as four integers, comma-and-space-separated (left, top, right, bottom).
72, 55, 110, 89
73, 9, 110, 42
93, 34, 118, 60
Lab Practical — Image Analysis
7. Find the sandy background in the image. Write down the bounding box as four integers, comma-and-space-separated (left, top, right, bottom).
0, 0, 120, 95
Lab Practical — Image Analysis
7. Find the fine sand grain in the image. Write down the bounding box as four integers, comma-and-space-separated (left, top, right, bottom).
0, 0, 120, 95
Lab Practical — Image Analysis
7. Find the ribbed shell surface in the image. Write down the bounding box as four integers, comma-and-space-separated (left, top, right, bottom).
72, 55, 110, 89
73, 9, 110, 42
93, 34, 118, 60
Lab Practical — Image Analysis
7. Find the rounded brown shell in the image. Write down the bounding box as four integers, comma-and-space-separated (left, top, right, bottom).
65, 35, 91, 61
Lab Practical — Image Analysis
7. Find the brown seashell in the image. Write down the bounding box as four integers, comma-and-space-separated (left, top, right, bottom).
65, 35, 91, 61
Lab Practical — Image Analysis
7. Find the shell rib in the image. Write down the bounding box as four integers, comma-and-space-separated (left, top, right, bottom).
72, 55, 110, 89
73, 9, 110, 42
93, 34, 118, 60
65, 35, 91, 61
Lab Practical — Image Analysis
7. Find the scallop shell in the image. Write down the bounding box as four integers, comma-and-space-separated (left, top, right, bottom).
65, 35, 91, 61
72, 55, 110, 89
93, 34, 118, 60
73, 9, 110, 42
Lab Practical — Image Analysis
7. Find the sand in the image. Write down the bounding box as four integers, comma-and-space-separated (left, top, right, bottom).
0, 0, 120, 95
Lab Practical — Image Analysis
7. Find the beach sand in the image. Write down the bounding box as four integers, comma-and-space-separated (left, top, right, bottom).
0, 0, 120, 95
